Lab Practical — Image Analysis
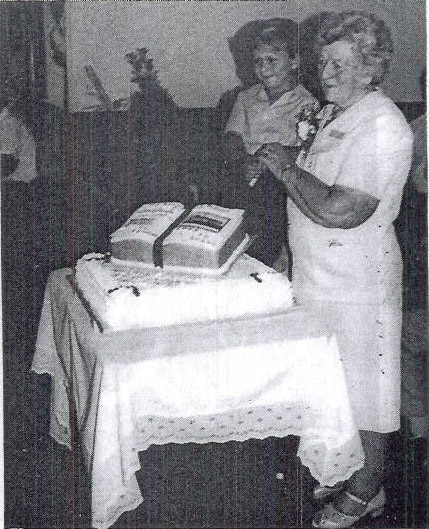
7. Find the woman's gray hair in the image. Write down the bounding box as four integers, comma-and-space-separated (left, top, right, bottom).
317, 11, 393, 86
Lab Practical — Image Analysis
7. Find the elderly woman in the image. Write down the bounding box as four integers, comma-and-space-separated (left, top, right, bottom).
257, 11, 413, 528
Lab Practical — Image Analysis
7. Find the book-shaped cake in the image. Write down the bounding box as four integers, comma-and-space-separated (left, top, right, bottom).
110, 203, 248, 272
75, 252, 294, 332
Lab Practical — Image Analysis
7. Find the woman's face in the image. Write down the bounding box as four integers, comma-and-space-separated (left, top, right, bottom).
319, 40, 372, 108
253, 43, 297, 98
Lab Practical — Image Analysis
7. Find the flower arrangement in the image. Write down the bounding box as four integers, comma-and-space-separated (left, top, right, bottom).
125, 47, 176, 109
126, 47, 157, 86
296, 103, 322, 153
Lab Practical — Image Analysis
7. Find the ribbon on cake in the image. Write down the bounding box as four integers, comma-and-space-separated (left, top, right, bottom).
152, 209, 190, 267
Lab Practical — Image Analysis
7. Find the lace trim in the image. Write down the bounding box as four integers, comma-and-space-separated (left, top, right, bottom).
90, 405, 363, 528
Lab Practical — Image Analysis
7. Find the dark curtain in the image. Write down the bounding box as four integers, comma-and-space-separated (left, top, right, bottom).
0, 1, 46, 114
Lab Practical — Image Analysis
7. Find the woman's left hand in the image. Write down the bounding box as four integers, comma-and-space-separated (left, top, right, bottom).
257, 143, 297, 181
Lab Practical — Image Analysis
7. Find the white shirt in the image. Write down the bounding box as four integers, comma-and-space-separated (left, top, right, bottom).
225, 84, 319, 154
290, 90, 413, 305
0, 107, 37, 183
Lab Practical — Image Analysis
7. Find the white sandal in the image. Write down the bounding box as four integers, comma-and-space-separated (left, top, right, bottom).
313, 482, 344, 501
312, 488, 386, 528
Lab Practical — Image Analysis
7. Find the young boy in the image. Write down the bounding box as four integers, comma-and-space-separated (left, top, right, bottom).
224, 19, 319, 270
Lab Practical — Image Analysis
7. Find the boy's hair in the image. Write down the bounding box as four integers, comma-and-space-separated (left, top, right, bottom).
253, 18, 298, 58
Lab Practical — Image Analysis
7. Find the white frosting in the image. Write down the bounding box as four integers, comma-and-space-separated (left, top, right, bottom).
110, 202, 185, 244
75, 253, 294, 332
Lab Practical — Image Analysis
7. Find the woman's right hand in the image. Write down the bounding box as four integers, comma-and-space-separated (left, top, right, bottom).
258, 143, 298, 180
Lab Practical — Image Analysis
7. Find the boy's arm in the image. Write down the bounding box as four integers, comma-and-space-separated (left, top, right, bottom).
224, 132, 247, 168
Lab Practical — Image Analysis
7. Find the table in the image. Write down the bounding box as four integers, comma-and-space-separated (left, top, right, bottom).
32, 269, 364, 529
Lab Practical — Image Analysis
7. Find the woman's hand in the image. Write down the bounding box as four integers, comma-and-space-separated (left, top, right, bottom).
257, 143, 298, 182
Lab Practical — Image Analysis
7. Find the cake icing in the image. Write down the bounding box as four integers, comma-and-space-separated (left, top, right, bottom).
75, 252, 294, 332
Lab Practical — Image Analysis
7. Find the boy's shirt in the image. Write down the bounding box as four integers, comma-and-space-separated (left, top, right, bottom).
225, 83, 319, 154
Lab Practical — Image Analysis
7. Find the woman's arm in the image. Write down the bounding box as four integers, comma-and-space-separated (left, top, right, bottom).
280, 166, 379, 229
258, 143, 379, 229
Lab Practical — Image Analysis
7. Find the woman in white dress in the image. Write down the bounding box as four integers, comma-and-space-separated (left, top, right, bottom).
257, 11, 413, 528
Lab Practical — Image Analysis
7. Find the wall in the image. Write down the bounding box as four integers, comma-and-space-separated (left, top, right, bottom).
66, 0, 426, 110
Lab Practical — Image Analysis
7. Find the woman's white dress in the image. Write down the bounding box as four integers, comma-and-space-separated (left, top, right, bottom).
291, 90, 413, 432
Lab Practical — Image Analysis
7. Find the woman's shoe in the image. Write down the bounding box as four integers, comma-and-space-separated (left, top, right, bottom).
313, 482, 344, 501
312, 487, 385, 528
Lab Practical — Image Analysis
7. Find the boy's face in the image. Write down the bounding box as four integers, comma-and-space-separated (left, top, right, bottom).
253, 43, 297, 98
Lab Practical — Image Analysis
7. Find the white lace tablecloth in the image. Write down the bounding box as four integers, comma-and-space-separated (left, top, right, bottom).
32, 269, 364, 529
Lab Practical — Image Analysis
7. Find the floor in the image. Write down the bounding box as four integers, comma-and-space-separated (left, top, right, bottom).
2, 178, 428, 529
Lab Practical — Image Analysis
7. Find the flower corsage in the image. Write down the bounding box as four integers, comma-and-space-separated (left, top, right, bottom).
296, 104, 322, 156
